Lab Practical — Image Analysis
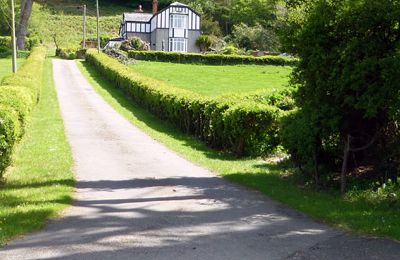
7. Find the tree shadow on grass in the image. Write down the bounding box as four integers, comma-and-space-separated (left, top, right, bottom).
0, 176, 338, 258
3, 176, 400, 259
0, 178, 74, 246
1, 178, 75, 190
76, 60, 400, 242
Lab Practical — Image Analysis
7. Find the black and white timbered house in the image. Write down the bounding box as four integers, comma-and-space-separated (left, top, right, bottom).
119, 1, 201, 53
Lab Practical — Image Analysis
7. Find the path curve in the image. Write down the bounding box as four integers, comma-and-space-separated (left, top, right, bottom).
1, 60, 400, 259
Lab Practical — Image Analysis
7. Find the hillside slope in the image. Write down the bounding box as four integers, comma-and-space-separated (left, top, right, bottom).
30, 0, 147, 48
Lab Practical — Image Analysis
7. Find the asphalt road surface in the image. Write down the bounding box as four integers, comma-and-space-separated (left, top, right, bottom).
1, 59, 399, 260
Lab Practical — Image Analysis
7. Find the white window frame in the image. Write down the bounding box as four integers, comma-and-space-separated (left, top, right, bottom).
169, 38, 187, 52
170, 14, 186, 29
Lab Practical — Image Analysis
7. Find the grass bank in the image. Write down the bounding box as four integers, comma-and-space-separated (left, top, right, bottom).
30, 1, 125, 48
0, 59, 74, 246
30, 0, 167, 49
77, 60, 400, 241
129, 60, 292, 96
0, 59, 25, 81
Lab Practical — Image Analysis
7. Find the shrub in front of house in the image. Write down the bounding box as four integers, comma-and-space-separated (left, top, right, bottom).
0, 47, 46, 176
196, 35, 213, 52
86, 49, 291, 156
120, 37, 150, 52
127, 50, 298, 66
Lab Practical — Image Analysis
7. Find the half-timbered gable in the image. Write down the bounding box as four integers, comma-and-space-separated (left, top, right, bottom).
119, 1, 201, 53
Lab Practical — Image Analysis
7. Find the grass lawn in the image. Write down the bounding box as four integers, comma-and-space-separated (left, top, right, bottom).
129, 61, 292, 96
0, 59, 25, 81
0, 59, 74, 246
78, 59, 400, 241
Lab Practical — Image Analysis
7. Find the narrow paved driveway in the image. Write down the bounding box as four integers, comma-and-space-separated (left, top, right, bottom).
1, 60, 399, 259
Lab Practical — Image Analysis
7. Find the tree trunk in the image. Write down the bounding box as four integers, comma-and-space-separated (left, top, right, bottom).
313, 145, 320, 190
340, 135, 351, 194
17, 0, 33, 50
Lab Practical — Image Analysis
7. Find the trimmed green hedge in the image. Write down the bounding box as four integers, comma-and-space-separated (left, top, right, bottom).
128, 50, 298, 66
87, 49, 290, 156
0, 47, 46, 176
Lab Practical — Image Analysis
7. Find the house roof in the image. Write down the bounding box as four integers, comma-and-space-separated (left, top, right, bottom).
123, 2, 199, 24
123, 12, 153, 22
170, 2, 188, 7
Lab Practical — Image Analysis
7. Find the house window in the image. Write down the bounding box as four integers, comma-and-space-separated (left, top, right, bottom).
169, 38, 187, 52
171, 15, 186, 29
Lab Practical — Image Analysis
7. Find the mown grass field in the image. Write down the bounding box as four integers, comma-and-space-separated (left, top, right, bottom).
129, 61, 292, 96
78, 59, 400, 241
0, 59, 74, 246
0, 59, 25, 81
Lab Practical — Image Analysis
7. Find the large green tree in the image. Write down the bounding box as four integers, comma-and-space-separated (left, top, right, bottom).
281, 0, 400, 191
180, 0, 281, 35
17, 0, 33, 49
0, 0, 33, 49
0, 0, 11, 36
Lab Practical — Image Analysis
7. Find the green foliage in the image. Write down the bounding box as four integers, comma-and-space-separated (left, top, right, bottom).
29, 2, 121, 49
120, 37, 149, 51
223, 102, 282, 155
346, 178, 400, 209
0, 105, 21, 174
231, 23, 279, 51
0, 86, 35, 125
180, 0, 280, 34
87, 49, 290, 156
0, 47, 46, 176
0, 0, 11, 36
220, 44, 247, 55
130, 37, 143, 50
55, 48, 87, 60
0, 35, 39, 57
196, 35, 213, 52
128, 50, 298, 66
281, 0, 400, 188
281, 109, 318, 176
199, 15, 223, 37
85, 36, 111, 48
0, 36, 11, 53
27, 35, 41, 49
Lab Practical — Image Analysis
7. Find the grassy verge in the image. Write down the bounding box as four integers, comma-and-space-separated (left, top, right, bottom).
0, 58, 25, 81
129, 60, 292, 96
77, 60, 400, 241
0, 59, 74, 246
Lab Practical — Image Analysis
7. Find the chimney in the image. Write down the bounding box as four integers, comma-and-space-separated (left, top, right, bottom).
152, 0, 158, 15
